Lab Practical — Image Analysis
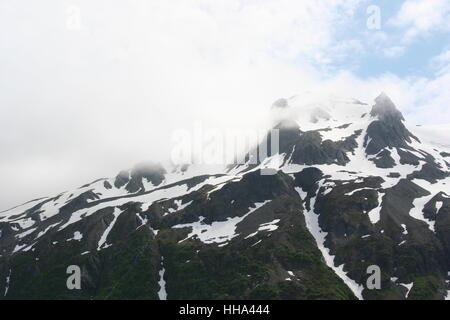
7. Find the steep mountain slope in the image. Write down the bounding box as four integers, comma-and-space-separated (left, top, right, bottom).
1, 93, 449, 300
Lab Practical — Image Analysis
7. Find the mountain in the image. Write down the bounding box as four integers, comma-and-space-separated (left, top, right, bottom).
1, 93, 449, 300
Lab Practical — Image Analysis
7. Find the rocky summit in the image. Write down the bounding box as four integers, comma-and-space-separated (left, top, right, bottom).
1, 93, 449, 300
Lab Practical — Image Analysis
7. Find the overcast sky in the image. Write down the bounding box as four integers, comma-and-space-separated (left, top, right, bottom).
1, 0, 450, 210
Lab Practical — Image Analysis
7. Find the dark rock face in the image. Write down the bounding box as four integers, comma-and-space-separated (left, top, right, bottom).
365, 94, 419, 158
59, 191, 100, 214
397, 149, 421, 166
290, 131, 360, 166
187, 170, 298, 224
103, 180, 112, 189
371, 149, 396, 168
370, 93, 405, 121
273, 120, 302, 155
256, 127, 360, 167
132, 162, 166, 185
292, 132, 347, 165
314, 177, 449, 300
407, 163, 449, 183
114, 163, 166, 193
114, 170, 130, 189
293, 167, 323, 193
125, 162, 167, 193
271, 98, 290, 109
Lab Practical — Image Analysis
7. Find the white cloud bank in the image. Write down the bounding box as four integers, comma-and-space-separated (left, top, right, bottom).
0, 0, 449, 209
390, 0, 450, 43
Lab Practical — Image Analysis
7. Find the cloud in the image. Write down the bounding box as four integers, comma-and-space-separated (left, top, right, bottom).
0, 0, 449, 210
383, 46, 406, 58
430, 48, 450, 74
390, 0, 450, 43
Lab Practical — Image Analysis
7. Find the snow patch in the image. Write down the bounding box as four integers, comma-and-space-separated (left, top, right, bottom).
295, 186, 364, 300
136, 213, 148, 229
158, 257, 167, 300
13, 244, 27, 253
345, 188, 374, 196
251, 240, 262, 247
67, 231, 83, 242
4, 269, 11, 297
368, 191, 383, 224
36, 223, 59, 240
166, 200, 193, 215
173, 201, 271, 246
400, 282, 414, 299
17, 228, 37, 239
97, 208, 122, 250
401, 224, 408, 235
409, 180, 439, 232
436, 201, 443, 212
245, 219, 280, 239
